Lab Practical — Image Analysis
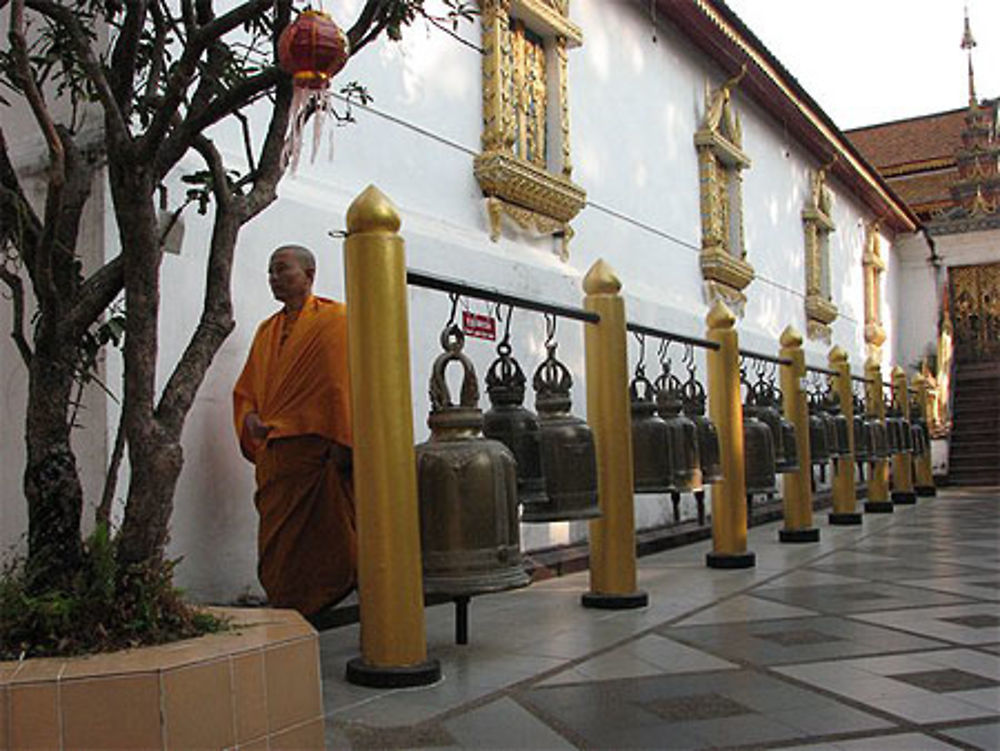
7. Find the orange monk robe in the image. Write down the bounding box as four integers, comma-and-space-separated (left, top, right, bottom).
233, 295, 356, 616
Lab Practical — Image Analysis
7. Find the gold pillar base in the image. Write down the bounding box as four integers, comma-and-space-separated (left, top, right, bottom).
706, 551, 756, 569
581, 591, 649, 609
865, 500, 894, 514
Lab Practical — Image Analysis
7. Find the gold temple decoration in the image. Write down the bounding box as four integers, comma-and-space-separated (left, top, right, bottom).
802, 165, 838, 342
475, 0, 585, 260
862, 220, 886, 355
694, 67, 753, 315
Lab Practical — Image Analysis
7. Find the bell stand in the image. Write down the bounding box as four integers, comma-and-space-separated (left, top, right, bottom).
739, 348, 794, 522
406, 269, 601, 645
626, 322, 720, 528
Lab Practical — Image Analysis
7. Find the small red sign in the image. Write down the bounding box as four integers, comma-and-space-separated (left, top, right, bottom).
462, 310, 497, 341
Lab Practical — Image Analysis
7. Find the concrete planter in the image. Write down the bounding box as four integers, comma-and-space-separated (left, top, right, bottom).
0, 608, 324, 750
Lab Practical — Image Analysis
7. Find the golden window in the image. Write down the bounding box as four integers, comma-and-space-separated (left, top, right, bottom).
694, 69, 754, 315
863, 221, 886, 354
474, 0, 585, 260
802, 167, 838, 342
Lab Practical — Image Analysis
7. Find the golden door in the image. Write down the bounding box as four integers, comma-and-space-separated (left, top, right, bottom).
949, 262, 1000, 363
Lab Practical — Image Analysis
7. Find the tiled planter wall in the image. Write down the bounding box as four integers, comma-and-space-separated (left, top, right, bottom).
0, 608, 324, 750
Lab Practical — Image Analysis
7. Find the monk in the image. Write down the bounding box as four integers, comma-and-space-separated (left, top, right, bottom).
233, 244, 356, 617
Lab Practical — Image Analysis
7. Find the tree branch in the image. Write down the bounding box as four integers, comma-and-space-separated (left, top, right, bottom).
10, 0, 63, 310
109, 0, 149, 113
0, 126, 43, 269
154, 66, 283, 179
139, 0, 274, 162
25, 0, 132, 150
245, 76, 292, 220
59, 254, 125, 344
347, 0, 391, 54
156, 135, 238, 437
0, 265, 33, 366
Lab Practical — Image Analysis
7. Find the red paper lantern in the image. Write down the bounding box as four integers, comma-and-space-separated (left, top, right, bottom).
277, 10, 350, 170
278, 10, 349, 89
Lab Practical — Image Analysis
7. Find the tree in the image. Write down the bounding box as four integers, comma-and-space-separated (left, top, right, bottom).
0, 0, 474, 641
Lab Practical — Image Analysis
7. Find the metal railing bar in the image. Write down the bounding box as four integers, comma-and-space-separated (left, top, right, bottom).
626, 321, 720, 351
738, 348, 792, 367
805, 363, 838, 376
406, 269, 600, 325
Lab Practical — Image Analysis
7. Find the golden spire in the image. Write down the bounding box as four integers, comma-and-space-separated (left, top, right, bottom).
961, 4, 978, 106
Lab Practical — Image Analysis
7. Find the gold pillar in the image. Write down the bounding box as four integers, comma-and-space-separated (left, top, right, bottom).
778, 326, 819, 541
912, 373, 937, 496
705, 301, 755, 568
582, 259, 648, 609
891, 365, 917, 505
343, 186, 440, 687
828, 346, 862, 524
864, 356, 894, 513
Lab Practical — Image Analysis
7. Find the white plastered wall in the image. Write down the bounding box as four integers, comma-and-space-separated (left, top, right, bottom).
2, 0, 909, 602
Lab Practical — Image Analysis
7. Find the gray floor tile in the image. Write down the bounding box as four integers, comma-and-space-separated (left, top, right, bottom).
443, 698, 577, 750
940, 720, 1000, 751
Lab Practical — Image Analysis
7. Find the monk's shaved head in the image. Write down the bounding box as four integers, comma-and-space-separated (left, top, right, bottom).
272, 244, 316, 272
268, 244, 316, 311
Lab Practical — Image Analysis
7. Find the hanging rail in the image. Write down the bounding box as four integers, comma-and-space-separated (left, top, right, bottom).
406, 269, 600, 324
738, 347, 792, 367
805, 363, 838, 376
625, 321, 720, 351
851, 374, 871, 384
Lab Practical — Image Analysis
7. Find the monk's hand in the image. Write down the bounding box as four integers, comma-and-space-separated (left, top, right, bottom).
244, 411, 273, 441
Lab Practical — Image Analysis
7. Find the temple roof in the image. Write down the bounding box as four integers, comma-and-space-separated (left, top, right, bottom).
846, 109, 967, 175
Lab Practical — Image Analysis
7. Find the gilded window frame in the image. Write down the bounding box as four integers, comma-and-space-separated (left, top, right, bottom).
862, 220, 886, 355
474, 0, 585, 260
694, 69, 754, 314
802, 167, 838, 342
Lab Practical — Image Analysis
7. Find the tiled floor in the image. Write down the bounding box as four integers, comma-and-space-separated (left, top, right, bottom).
319, 488, 1000, 749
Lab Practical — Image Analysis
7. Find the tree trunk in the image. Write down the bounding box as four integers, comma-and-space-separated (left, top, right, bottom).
24, 336, 83, 590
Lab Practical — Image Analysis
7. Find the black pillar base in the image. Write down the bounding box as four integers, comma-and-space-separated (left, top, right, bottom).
865, 500, 895, 514
892, 491, 917, 505
916, 486, 937, 497
706, 551, 756, 569
828, 512, 863, 526
346, 657, 441, 688
779, 527, 820, 543
581, 591, 649, 610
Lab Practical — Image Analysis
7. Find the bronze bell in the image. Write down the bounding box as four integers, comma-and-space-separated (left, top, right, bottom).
910, 422, 925, 458
826, 393, 852, 461
522, 342, 601, 522
655, 371, 700, 493
885, 402, 904, 455
900, 413, 914, 454
777, 400, 800, 473
680, 376, 723, 486
631, 372, 675, 494
750, 381, 799, 474
808, 392, 831, 465
868, 412, 890, 460
853, 395, 872, 462
744, 409, 778, 495
483, 340, 547, 508
416, 325, 530, 596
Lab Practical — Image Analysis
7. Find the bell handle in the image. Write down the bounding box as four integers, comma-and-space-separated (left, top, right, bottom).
629, 373, 656, 402
430, 324, 480, 410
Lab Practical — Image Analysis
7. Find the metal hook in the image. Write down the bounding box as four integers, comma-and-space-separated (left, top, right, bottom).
447, 292, 460, 327
544, 312, 557, 347
657, 337, 671, 366
633, 331, 647, 368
